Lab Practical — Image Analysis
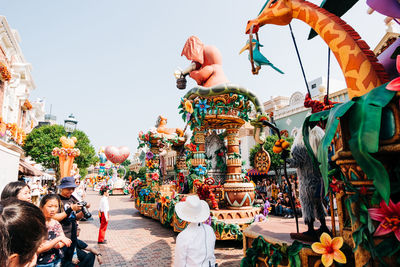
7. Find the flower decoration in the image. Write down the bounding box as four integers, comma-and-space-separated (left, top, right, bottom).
151, 173, 159, 182
359, 186, 368, 195
311, 233, 346, 266
100, 185, 111, 194
186, 112, 192, 121
205, 177, 215, 185
52, 147, 81, 157
160, 196, 167, 205
329, 177, 343, 193
139, 188, 150, 197
195, 99, 210, 114
133, 178, 142, 187
195, 165, 207, 176
184, 100, 194, 114
22, 99, 32, 110
0, 62, 11, 82
386, 55, 400, 91
186, 143, 197, 152
146, 151, 154, 160
368, 199, 400, 241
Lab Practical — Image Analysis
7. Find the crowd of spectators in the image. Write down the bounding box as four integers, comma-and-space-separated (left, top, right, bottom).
255, 175, 302, 219
0, 177, 101, 267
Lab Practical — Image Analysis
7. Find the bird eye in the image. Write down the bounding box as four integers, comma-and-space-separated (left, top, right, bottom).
270, 0, 278, 7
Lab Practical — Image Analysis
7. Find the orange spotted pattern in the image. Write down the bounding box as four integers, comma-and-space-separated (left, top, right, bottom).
248, 0, 389, 99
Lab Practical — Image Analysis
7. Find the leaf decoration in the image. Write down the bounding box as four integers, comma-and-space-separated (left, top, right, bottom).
347, 83, 395, 204
317, 101, 354, 193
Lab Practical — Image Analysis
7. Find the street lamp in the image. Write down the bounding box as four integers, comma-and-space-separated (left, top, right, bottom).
53, 114, 80, 178
64, 114, 78, 137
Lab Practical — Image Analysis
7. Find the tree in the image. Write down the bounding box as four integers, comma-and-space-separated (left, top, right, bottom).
121, 159, 131, 167
23, 125, 97, 180
249, 135, 293, 181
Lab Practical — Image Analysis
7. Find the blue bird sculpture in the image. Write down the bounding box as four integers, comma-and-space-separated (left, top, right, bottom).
240, 39, 284, 74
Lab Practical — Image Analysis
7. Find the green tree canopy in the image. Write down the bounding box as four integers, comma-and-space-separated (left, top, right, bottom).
249, 134, 293, 180
23, 125, 97, 179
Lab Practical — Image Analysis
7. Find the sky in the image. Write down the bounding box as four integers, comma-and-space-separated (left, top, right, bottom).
1, 0, 391, 156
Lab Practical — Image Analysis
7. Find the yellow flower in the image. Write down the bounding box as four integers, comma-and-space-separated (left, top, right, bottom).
184, 100, 194, 114
312, 233, 346, 266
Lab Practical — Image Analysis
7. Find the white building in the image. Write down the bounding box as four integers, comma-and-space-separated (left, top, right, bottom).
0, 16, 38, 186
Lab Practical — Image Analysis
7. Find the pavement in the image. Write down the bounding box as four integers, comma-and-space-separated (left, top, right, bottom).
78, 189, 243, 267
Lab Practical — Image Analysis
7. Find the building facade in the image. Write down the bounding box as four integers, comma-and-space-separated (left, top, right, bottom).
0, 16, 40, 187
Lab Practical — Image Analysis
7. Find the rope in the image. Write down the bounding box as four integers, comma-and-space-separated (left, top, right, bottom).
326, 47, 331, 104
288, 24, 310, 96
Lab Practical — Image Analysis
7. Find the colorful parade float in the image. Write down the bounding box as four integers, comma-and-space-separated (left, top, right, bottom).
239, 0, 400, 266
133, 36, 275, 241
96, 145, 131, 195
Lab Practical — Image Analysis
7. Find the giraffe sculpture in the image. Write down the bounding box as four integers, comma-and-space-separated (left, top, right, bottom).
245, 0, 389, 99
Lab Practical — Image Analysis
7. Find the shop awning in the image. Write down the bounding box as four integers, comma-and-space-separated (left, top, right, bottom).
19, 160, 45, 176
247, 168, 268, 176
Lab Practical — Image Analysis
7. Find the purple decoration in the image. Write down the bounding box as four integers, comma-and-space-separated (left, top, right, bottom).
377, 38, 400, 80
204, 216, 212, 225
263, 200, 271, 216
146, 151, 154, 160
254, 214, 267, 222
367, 0, 400, 19
186, 112, 191, 121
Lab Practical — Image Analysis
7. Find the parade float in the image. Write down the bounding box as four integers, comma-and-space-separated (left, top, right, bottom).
102, 145, 130, 195
132, 36, 275, 240
240, 0, 400, 266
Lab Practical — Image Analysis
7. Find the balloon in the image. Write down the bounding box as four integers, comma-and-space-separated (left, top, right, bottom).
104, 146, 130, 164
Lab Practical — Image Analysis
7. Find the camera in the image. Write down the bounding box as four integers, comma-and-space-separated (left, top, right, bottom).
77, 201, 92, 219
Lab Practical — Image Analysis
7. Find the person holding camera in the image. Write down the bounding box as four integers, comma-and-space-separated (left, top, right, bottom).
98, 185, 110, 244
53, 176, 91, 266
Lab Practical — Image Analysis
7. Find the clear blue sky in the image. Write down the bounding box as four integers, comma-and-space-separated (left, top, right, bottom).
2, 0, 389, 155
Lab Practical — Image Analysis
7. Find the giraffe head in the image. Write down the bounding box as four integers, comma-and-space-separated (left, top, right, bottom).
246, 0, 294, 34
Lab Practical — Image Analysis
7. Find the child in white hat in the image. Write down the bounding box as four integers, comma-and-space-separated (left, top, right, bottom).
174, 195, 216, 267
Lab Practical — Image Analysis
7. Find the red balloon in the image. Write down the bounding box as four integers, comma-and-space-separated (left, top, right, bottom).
104, 146, 130, 164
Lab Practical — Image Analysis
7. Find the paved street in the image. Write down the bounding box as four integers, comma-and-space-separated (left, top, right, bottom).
78, 189, 243, 267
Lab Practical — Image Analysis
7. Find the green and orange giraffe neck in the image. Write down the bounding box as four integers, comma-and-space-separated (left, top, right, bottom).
249, 0, 389, 99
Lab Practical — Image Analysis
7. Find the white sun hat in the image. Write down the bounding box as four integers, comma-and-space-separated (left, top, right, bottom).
175, 195, 210, 223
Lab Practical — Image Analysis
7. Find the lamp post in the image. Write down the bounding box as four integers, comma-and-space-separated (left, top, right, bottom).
52, 114, 80, 178
64, 114, 78, 137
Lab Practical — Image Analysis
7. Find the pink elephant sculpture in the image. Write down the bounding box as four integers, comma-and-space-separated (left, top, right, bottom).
181, 36, 229, 88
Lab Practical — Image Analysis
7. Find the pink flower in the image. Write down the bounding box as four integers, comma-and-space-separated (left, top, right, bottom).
368, 199, 400, 241
151, 173, 159, 181
386, 55, 400, 91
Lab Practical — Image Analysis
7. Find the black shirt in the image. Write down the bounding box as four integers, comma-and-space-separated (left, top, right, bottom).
58, 194, 79, 240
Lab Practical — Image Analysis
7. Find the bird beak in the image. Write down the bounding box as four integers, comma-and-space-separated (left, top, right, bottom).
239, 43, 250, 54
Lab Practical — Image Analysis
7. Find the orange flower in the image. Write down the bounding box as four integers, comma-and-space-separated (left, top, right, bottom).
311, 233, 346, 266
161, 196, 167, 205
184, 100, 194, 114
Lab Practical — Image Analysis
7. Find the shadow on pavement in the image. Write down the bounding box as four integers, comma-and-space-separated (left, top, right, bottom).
131, 239, 172, 267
